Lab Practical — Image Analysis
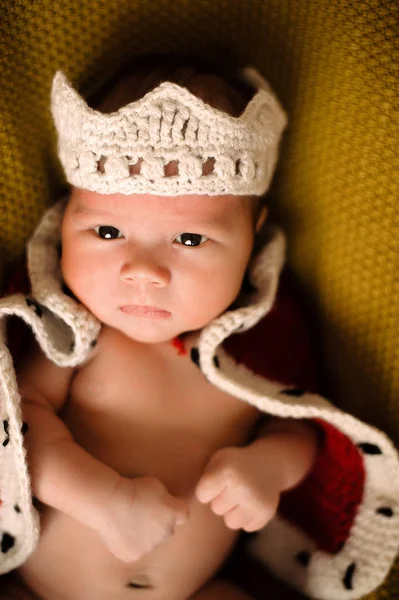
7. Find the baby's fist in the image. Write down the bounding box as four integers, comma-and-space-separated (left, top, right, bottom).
100, 476, 189, 562
195, 445, 280, 532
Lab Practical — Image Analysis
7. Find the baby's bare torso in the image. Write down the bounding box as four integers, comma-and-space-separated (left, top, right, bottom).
17, 327, 260, 600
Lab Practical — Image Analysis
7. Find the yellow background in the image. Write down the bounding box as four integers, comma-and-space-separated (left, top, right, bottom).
0, 1, 397, 597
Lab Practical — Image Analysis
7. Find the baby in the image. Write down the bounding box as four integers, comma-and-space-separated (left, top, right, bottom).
3, 57, 320, 600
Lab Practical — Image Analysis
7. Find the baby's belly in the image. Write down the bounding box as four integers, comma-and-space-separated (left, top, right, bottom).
17, 493, 238, 600
17, 406, 254, 600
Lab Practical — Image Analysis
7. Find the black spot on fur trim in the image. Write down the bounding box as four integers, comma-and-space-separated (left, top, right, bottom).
90, 339, 98, 348
69, 340, 75, 353
213, 355, 220, 368
2, 420, 10, 447
14, 504, 21, 514
377, 507, 394, 517
21, 422, 29, 436
295, 550, 311, 567
280, 388, 306, 397
343, 563, 356, 590
1, 532, 15, 553
190, 348, 200, 367
26, 298, 43, 318
357, 442, 382, 455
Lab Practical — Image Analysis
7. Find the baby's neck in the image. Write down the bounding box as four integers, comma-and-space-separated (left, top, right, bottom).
99, 325, 201, 363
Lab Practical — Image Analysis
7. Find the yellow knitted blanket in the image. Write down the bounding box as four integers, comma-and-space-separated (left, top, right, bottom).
0, 1, 397, 598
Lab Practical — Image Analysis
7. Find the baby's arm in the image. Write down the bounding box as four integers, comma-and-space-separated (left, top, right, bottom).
19, 340, 188, 561
196, 418, 320, 532
19, 340, 123, 530
249, 418, 321, 490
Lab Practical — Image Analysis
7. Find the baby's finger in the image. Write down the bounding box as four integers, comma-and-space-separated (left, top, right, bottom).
243, 514, 269, 533
210, 488, 238, 516
195, 471, 226, 504
241, 500, 278, 532
223, 505, 252, 530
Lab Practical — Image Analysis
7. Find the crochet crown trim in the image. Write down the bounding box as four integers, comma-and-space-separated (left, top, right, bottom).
51, 69, 287, 196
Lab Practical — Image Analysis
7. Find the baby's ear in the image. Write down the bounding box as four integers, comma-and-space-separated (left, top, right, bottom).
255, 204, 268, 233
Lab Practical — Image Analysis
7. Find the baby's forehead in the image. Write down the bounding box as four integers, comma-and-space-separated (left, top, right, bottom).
68, 188, 250, 222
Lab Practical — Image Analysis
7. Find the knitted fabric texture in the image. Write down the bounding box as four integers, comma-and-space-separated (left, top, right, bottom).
0, 1, 397, 598
51, 70, 287, 196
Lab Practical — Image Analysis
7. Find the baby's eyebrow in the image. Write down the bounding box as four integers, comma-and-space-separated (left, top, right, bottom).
72, 205, 117, 218
190, 217, 233, 232
186, 209, 237, 231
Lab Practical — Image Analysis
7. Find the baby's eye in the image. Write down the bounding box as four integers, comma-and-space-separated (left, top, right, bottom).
174, 233, 209, 247
94, 226, 124, 240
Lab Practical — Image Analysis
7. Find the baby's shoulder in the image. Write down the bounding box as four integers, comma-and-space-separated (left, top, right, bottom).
78, 325, 129, 367
17, 335, 76, 412
77, 325, 107, 367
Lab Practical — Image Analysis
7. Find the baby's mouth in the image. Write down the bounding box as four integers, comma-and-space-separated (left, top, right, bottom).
126, 574, 153, 589
120, 305, 171, 318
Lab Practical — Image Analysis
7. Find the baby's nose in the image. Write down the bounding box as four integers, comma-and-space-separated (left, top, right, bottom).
120, 253, 170, 287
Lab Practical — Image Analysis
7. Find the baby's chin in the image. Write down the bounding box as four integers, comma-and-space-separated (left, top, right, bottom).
106, 320, 188, 346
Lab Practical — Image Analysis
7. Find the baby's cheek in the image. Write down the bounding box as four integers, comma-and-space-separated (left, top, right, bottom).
62, 249, 101, 305
189, 269, 243, 322
61, 247, 79, 290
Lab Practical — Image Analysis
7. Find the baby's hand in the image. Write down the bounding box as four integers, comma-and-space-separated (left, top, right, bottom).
99, 476, 189, 562
195, 444, 281, 532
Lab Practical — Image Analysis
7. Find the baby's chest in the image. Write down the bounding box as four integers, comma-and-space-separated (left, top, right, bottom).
61, 330, 259, 495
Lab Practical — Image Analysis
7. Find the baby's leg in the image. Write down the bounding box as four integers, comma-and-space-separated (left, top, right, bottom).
190, 579, 253, 600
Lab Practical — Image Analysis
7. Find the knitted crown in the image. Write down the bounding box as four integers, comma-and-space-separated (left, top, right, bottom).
51, 69, 287, 196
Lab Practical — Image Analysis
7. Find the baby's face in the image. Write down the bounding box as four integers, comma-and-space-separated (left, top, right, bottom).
61, 188, 262, 344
